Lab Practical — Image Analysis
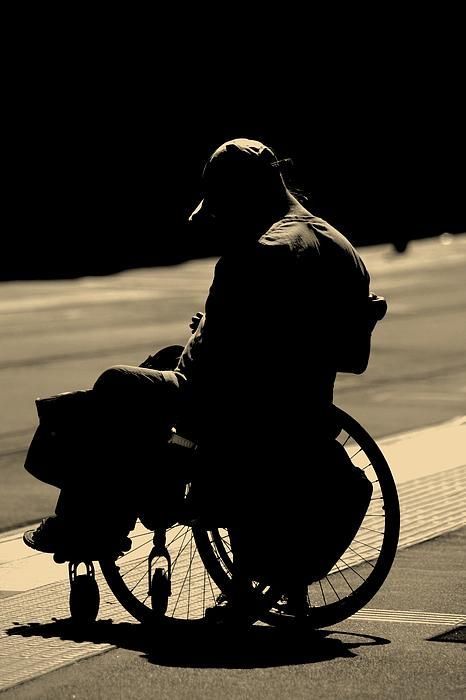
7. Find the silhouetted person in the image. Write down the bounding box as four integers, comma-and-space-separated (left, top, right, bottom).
175, 139, 371, 617
24, 138, 372, 620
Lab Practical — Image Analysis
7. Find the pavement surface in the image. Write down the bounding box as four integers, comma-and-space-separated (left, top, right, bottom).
0, 527, 464, 699
0, 234, 465, 697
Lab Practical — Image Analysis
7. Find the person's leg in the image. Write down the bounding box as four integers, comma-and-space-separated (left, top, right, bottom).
72, 365, 185, 531
24, 365, 185, 556
228, 526, 252, 609
204, 525, 254, 626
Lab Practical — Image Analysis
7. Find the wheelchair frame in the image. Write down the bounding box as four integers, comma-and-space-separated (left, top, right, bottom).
65, 405, 400, 629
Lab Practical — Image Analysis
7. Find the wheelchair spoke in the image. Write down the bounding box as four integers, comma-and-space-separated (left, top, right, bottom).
206, 568, 218, 605
341, 432, 351, 447
352, 539, 381, 553
131, 531, 156, 539
170, 530, 191, 575
318, 579, 327, 606
219, 534, 232, 551
130, 567, 149, 594
172, 535, 197, 616
127, 536, 155, 557
325, 575, 341, 601
217, 533, 232, 550
187, 536, 193, 619
121, 555, 148, 579
166, 526, 190, 549
339, 558, 367, 580
334, 561, 355, 592
203, 567, 206, 613
359, 525, 384, 534
350, 447, 363, 459
346, 546, 376, 569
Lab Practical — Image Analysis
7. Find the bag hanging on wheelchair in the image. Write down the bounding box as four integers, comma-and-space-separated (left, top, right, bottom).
24, 345, 185, 492
24, 390, 95, 489
304, 441, 373, 581
238, 440, 373, 585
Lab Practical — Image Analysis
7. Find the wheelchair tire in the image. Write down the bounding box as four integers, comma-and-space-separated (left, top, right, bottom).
69, 574, 100, 624
150, 568, 170, 617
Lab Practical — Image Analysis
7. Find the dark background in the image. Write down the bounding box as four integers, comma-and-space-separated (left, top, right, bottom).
3, 23, 465, 279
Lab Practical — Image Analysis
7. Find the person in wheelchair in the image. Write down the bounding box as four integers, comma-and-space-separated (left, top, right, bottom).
24, 138, 380, 619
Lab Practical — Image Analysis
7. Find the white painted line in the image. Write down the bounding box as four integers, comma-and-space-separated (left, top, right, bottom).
351, 608, 466, 625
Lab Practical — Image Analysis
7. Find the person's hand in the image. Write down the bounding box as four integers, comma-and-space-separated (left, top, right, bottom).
139, 355, 156, 368
189, 312, 204, 333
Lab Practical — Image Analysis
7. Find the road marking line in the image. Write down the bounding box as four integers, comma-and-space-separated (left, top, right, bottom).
350, 609, 466, 626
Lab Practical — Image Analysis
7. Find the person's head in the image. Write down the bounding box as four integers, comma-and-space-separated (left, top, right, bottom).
190, 138, 291, 236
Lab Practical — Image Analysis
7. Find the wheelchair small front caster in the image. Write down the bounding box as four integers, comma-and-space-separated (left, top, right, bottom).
150, 567, 170, 616
68, 561, 100, 624
148, 529, 172, 619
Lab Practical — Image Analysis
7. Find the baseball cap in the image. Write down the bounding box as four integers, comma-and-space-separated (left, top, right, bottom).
189, 138, 284, 222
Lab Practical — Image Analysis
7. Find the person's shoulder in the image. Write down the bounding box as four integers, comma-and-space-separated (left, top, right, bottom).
309, 216, 370, 282
258, 209, 320, 258
307, 215, 354, 252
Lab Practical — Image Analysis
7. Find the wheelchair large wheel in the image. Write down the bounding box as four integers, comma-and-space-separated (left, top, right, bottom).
100, 407, 399, 628
194, 406, 400, 629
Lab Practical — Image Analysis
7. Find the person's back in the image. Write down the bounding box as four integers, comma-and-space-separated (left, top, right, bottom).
179, 190, 370, 447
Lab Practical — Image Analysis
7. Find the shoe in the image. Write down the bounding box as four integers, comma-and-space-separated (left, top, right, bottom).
23, 516, 64, 553
204, 602, 250, 628
23, 516, 132, 561
204, 592, 259, 628
276, 593, 312, 620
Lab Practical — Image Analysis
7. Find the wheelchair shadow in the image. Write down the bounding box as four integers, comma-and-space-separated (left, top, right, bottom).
7, 618, 391, 669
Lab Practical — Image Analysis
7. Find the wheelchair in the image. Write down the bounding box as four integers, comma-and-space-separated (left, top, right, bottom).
63, 345, 400, 630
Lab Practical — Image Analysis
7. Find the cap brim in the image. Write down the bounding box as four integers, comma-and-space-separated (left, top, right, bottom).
188, 198, 211, 224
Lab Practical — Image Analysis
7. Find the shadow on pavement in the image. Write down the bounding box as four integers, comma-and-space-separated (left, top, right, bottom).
428, 625, 466, 644
7, 618, 390, 669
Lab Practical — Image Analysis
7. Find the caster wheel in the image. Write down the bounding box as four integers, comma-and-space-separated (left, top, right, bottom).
69, 563, 100, 624
150, 568, 170, 617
